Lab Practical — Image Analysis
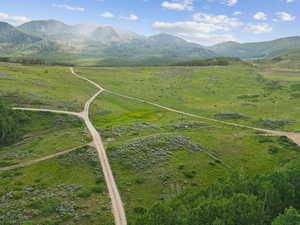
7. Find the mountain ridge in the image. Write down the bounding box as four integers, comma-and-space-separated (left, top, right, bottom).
0, 19, 299, 61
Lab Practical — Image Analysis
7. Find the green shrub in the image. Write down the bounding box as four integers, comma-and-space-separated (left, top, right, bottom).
76, 190, 92, 198
91, 186, 104, 193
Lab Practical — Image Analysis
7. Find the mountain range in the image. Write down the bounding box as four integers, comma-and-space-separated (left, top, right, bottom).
0, 19, 300, 63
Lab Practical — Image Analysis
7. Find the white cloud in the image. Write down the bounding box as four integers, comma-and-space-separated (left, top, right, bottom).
244, 23, 272, 34
0, 12, 30, 23
227, 0, 238, 6
161, 0, 194, 11
178, 32, 237, 43
193, 13, 243, 30
153, 21, 225, 33
287, 0, 296, 3
100, 12, 114, 18
121, 14, 139, 21
52, 4, 85, 12
253, 12, 267, 21
233, 11, 242, 16
152, 21, 238, 44
275, 12, 296, 21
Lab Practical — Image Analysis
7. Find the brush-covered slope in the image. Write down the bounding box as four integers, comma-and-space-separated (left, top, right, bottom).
211, 36, 300, 59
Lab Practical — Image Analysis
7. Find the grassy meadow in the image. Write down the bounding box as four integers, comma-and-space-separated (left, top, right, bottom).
78, 62, 300, 132
0, 63, 96, 111
0, 58, 299, 224
90, 92, 300, 222
0, 146, 114, 225
0, 111, 91, 168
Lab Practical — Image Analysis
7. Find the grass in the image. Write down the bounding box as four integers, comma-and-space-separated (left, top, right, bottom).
0, 147, 113, 225
1, 60, 299, 224
0, 63, 96, 111
0, 111, 91, 167
77, 63, 300, 131
90, 92, 299, 223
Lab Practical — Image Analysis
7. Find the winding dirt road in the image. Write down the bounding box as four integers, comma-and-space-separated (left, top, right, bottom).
12, 68, 127, 225
9, 67, 300, 225
72, 68, 127, 225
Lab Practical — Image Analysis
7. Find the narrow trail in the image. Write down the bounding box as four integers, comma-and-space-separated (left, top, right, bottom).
70, 67, 127, 225
0, 144, 90, 171
72, 70, 299, 147
10, 69, 127, 225
7, 67, 300, 225
103, 89, 300, 147
13, 107, 82, 117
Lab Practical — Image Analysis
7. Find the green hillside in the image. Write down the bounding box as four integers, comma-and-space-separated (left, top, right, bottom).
0, 22, 41, 44
211, 36, 300, 59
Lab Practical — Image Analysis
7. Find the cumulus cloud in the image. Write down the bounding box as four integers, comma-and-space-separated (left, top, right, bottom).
244, 23, 272, 34
0, 12, 30, 23
153, 21, 225, 33
227, 0, 238, 6
233, 11, 242, 16
152, 21, 238, 44
253, 12, 267, 20
275, 12, 296, 21
100, 12, 114, 18
152, 11, 244, 44
161, 0, 194, 11
121, 14, 139, 21
178, 32, 237, 43
52, 4, 85, 12
193, 13, 243, 30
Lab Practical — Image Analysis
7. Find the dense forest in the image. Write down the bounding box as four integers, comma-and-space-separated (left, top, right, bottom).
134, 159, 300, 225
0, 100, 29, 145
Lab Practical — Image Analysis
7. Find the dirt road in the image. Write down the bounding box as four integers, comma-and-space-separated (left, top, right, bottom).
102, 80, 300, 147
11, 69, 127, 225
9, 67, 300, 225
0, 144, 90, 171
71, 68, 127, 225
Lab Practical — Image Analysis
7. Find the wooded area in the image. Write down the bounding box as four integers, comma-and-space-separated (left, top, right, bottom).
135, 159, 300, 225
0, 101, 29, 145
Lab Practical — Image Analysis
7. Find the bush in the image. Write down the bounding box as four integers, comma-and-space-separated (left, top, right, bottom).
76, 190, 92, 198
215, 112, 250, 120
268, 146, 280, 154
258, 118, 294, 129
135, 177, 146, 184
182, 170, 196, 179
91, 186, 104, 193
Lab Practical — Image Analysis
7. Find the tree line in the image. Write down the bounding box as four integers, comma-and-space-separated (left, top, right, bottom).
0, 57, 74, 66
134, 159, 300, 225
0, 101, 29, 145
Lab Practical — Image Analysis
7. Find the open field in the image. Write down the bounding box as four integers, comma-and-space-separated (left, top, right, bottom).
78, 62, 300, 132
256, 49, 300, 81
0, 63, 96, 111
1, 61, 300, 224
90, 92, 300, 223
0, 111, 91, 168
0, 147, 114, 225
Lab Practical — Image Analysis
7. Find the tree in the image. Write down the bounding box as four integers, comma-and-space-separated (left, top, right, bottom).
272, 207, 300, 225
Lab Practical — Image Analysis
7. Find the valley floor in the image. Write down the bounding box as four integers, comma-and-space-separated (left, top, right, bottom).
1, 62, 300, 225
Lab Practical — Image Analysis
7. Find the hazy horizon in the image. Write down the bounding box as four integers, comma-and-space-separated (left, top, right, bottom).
0, 0, 299, 45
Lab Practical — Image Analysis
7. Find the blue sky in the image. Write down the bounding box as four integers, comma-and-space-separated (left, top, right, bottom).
0, 0, 299, 45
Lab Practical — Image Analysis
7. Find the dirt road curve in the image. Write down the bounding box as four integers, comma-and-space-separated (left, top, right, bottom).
71, 68, 127, 225
12, 69, 127, 225
9, 67, 299, 225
